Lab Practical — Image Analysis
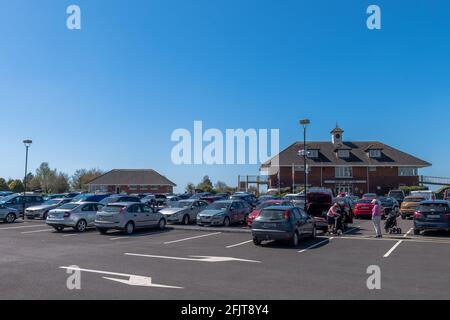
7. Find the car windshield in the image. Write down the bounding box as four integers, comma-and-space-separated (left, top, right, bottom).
357, 199, 372, 204
259, 209, 286, 220
58, 203, 80, 210
208, 202, 230, 210
389, 192, 403, 198
418, 204, 449, 212
405, 197, 425, 203
0, 194, 16, 203
99, 197, 120, 205
170, 201, 192, 208
71, 194, 89, 202
43, 200, 60, 206
103, 205, 126, 213
257, 202, 283, 210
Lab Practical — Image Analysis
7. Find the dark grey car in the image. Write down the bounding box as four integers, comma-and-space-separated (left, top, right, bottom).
252, 206, 316, 246
414, 201, 450, 235
0, 194, 44, 214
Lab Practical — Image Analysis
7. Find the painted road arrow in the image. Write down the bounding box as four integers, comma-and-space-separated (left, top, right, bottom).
60, 266, 183, 289
124, 253, 261, 263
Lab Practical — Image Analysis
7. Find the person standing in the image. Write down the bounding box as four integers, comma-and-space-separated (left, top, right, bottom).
372, 199, 383, 238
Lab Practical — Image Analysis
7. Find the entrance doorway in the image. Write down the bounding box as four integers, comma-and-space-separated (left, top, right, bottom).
115, 186, 121, 194
335, 183, 353, 195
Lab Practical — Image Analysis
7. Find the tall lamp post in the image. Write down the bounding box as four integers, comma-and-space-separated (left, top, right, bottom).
299, 119, 310, 211
23, 139, 32, 220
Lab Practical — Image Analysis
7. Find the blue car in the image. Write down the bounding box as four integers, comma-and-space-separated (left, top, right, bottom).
414, 200, 450, 235
71, 193, 111, 203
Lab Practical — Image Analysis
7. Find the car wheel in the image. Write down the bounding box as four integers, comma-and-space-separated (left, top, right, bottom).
182, 215, 190, 225
53, 226, 64, 232
75, 220, 87, 232
159, 218, 166, 230
413, 229, 420, 236
223, 217, 230, 227
290, 231, 299, 247
97, 228, 108, 235
42, 211, 48, 220
253, 238, 262, 246
124, 222, 135, 235
5, 213, 16, 224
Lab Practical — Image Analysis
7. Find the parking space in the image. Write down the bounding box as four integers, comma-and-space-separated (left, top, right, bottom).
1, 217, 450, 300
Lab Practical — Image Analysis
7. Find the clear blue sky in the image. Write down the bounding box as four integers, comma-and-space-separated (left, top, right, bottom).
1, 0, 449, 192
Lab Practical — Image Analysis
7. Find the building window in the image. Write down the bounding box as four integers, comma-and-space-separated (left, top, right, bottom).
369, 149, 381, 158
337, 150, 350, 158
369, 166, 377, 172
129, 185, 138, 191
399, 167, 418, 177
335, 167, 353, 178
308, 150, 319, 158
140, 186, 148, 190
150, 186, 159, 191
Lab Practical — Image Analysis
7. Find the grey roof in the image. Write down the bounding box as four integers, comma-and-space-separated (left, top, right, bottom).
261, 141, 432, 168
87, 169, 176, 186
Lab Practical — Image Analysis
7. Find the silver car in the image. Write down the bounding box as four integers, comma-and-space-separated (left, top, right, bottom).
25, 198, 72, 220
0, 204, 19, 223
197, 200, 251, 227
46, 202, 103, 232
95, 202, 166, 235
159, 199, 209, 224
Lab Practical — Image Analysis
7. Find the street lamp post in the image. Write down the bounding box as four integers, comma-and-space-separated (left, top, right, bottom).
23, 139, 32, 220
299, 119, 310, 211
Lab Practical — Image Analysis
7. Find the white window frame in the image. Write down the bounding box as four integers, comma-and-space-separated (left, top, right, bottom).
337, 149, 350, 158
369, 149, 381, 158
399, 167, 418, 177
308, 150, 319, 158
129, 185, 138, 191
335, 167, 353, 178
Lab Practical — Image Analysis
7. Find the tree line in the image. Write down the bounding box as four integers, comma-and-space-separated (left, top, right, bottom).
185, 176, 239, 194
0, 163, 103, 194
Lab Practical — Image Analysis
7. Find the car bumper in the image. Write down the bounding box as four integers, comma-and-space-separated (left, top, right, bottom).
197, 217, 224, 226
46, 218, 77, 227
26, 212, 45, 219
165, 215, 183, 223
354, 211, 372, 218
252, 229, 293, 241
94, 220, 124, 230
414, 221, 450, 232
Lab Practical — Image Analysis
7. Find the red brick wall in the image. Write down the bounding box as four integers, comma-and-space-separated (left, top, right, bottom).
106, 185, 173, 194
268, 166, 419, 195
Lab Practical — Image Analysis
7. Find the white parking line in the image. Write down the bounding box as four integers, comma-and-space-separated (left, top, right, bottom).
163, 232, 221, 244
110, 236, 131, 241
62, 234, 79, 237
0, 225, 45, 231
226, 240, 253, 249
382, 228, 413, 258
21, 229, 53, 234
298, 237, 334, 253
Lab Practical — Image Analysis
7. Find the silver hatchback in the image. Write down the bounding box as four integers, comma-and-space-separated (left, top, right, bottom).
46, 202, 103, 232
95, 202, 166, 235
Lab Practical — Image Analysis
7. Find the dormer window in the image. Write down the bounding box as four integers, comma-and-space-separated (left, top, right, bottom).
369, 149, 381, 158
337, 149, 350, 158
308, 150, 319, 158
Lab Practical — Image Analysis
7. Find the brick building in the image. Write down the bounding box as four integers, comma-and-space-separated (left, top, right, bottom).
261, 126, 431, 196
86, 169, 176, 194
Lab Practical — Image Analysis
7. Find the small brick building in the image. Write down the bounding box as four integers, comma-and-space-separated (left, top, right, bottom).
87, 169, 176, 194
261, 126, 431, 196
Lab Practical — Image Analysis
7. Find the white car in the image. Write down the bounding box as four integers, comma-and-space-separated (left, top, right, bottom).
159, 199, 209, 224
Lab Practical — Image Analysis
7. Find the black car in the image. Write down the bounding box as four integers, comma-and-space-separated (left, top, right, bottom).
230, 193, 258, 208
379, 197, 400, 216
252, 206, 316, 246
414, 201, 450, 235
388, 190, 405, 206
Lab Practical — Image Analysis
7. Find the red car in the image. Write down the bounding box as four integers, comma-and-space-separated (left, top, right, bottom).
354, 198, 384, 219
246, 199, 292, 227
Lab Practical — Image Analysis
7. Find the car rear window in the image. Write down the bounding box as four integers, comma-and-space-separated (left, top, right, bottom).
405, 197, 425, 203
103, 205, 126, 213
58, 203, 80, 210
418, 204, 449, 212
357, 200, 372, 204
259, 209, 287, 220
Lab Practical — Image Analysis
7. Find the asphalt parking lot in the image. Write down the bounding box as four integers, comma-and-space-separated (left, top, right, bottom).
1, 218, 449, 300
